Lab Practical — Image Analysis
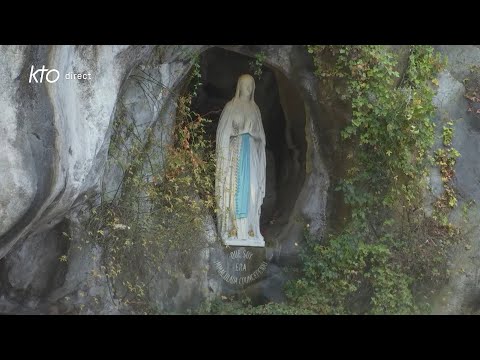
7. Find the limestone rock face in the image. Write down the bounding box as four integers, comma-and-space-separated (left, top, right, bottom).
0, 45, 154, 257
2, 44, 478, 314
430, 46, 480, 314
4, 227, 67, 297
0, 45, 158, 313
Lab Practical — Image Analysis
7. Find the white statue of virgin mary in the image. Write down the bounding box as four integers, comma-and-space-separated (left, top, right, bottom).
215, 74, 266, 247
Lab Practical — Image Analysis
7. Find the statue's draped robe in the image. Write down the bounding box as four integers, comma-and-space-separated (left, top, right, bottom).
215, 88, 266, 245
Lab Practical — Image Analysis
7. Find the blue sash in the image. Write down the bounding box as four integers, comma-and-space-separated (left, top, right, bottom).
235, 133, 250, 219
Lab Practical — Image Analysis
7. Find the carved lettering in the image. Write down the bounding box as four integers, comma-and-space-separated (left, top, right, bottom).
215, 255, 267, 285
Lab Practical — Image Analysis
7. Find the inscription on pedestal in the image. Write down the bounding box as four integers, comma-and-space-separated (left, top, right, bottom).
213, 248, 267, 286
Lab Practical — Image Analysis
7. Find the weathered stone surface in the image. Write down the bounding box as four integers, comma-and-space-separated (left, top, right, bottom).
430, 45, 480, 314
4, 226, 67, 297
262, 150, 277, 221
6, 45, 478, 314
0, 45, 331, 313
0, 45, 155, 260
244, 263, 288, 304
45, 213, 121, 315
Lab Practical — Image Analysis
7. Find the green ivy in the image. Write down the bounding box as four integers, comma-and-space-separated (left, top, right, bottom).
84, 67, 216, 313
249, 51, 267, 79
202, 46, 461, 315
433, 120, 461, 222
281, 45, 460, 314
197, 46, 463, 315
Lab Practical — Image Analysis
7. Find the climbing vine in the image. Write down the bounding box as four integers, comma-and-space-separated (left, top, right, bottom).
464, 64, 480, 118
433, 120, 461, 223
249, 51, 267, 79
278, 45, 462, 314
202, 45, 462, 315
76, 46, 465, 315
84, 64, 216, 313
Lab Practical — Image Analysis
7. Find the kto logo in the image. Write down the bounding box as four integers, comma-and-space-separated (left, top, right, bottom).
29, 65, 60, 83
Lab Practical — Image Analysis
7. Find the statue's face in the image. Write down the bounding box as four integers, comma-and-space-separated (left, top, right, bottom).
239, 78, 253, 99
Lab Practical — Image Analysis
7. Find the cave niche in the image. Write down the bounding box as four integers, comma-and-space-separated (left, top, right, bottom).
188, 47, 307, 245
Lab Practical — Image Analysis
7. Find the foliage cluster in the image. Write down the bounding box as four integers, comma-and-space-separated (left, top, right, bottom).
84, 63, 216, 312
211, 46, 461, 315
279, 45, 460, 314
